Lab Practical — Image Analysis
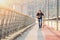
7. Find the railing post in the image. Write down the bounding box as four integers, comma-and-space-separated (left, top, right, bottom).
48, 0, 49, 26
0, 8, 35, 40
57, 0, 59, 30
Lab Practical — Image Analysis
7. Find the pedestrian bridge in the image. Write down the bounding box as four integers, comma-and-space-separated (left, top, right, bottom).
0, 0, 60, 40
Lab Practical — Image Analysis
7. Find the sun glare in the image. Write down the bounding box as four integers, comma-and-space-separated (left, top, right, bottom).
0, 0, 6, 5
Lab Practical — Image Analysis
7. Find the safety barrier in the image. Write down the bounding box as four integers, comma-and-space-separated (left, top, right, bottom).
0, 7, 35, 39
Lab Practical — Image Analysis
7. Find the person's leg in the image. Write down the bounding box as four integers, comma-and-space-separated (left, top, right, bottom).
40, 18, 42, 28
38, 19, 40, 28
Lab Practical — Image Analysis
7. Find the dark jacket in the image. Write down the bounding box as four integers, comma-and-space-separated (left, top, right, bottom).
36, 12, 44, 19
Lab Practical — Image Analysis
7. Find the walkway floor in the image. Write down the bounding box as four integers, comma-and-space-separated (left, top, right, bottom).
15, 24, 60, 40
43, 25, 60, 40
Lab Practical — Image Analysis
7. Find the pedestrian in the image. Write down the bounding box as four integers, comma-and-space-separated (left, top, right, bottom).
36, 10, 44, 28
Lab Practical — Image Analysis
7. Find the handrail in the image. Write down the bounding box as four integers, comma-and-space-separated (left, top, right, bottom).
0, 7, 35, 39
0, 7, 35, 19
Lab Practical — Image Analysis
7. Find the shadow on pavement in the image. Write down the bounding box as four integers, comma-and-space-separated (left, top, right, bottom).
37, 29, 44, 40
14, 26, 34, 40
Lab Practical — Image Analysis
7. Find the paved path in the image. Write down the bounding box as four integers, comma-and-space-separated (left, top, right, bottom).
15, 23, 60, 40
15, 24, 44, 40
42, 25, 60, 40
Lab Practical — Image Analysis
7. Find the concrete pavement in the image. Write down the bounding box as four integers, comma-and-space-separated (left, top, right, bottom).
15, 24, 44, 40
42, 25, 60, 40
15, 23, 60, 40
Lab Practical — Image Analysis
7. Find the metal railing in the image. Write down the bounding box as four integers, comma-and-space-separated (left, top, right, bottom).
0, 7, 35, 39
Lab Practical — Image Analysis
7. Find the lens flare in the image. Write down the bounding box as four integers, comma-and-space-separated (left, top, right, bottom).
0, 0, 6, 4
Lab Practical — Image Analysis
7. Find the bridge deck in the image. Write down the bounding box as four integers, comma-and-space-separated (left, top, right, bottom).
15, 24, 60, 40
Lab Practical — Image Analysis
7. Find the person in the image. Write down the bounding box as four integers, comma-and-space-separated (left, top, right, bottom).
36, 10, 44, 28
